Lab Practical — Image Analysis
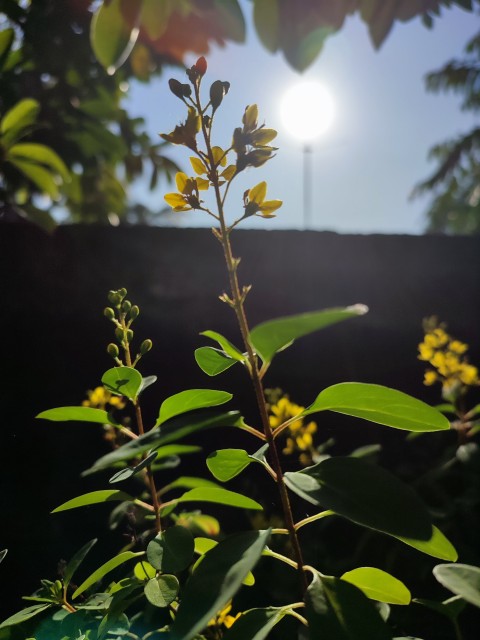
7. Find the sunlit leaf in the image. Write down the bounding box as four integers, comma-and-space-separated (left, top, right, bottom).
166, 476, 220, 491
133, 560, 156, 582
207, 449, 254, 481
140, 0, 173, 40
341, 567, 411, 605
396, 525, 458, 561
200, 330, 246, 361
433, 564, 480, 608
37, 406, 118, 426
170, 529, 270, 640
195, 346, 238, 376
7, 158, 59, 199
144, 574, 179, 608
174, 487, 262, 511
52, 490, 133, 513
1, 98, 39, 142
9, 143, 69, 179
156, 389, 232, 426
304, 383, 450, 432
102, 366, 143, 401
284, 457, 432, 539
73, 551, 144, 599
0, 604, 52, 629
250, 305, 367, 363
414, 595, 466, 621
253, 0, 280, 52
0, 28, 14, 69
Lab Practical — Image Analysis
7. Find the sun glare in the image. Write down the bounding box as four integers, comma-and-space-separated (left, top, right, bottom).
280, 81, 335, 142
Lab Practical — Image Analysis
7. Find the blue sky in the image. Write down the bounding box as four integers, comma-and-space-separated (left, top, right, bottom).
128, 3, 478, 234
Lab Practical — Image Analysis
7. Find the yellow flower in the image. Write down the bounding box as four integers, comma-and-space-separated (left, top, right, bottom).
423, 370, 438, 386
160, 107, 201, 150
208, 601, 240, 629
82, 386, 126, 410
164, 171, 209, 212
243, 181, 282, 218
233, 105, 278, 173
267, 392, 318, 465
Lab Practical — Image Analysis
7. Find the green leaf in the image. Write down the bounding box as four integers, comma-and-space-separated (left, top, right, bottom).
0, 98, 39, 142
102, 366, 143, 401
200, 330, 246, 361
223, 606, 287, 640
156, 389, 232, 426
0, 28, 15, 70
174, 487, 262, 511
73, 551, 144, 599
396, 525, 458, 561
9, 143, 69, 179
293, 26, 334, 72
341, 567, 411, 605
433, 564, 480, 608
144, 574, 179, 608
0, 549, 7, 564
214, 0, 246, 42
414, 595, 466, 621
305, 571, 392, 640
109, 450, 158, 484
191, 538, 253, 586
305, 383, 450, 432
207, 449, 254, 481
250, 305, 367, 363
253, 0, 280, 52
86, 410, 243, 472
134, 560, 156, 581
64, 539, 97, 588
139, 375, 157, 395
0, 604, 52, 629
7, 158, 59, 199
166, 476, 221, 491
140, 0, 173, 40
147, 526, 195, 573
37, 406, 118, 425
170, 529, 270, 640
195, 347, 238, 376
52, 490, 133, 513
97, 611, 130, 639
284, 457, 432, 539
90, 0, 142, 73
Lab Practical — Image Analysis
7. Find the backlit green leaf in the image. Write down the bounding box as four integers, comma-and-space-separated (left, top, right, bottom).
0, 28, 14, 68
195, 346, 238, 376
140, 0, 172, 40
433, 564, 480, 608
156, 389, 232, 426
144, 574, 179, 608
396, 525, 458, 561
37, 406, 118, 426
73, 551, 144, 599
166, 476, 221, 491
341, 567, 411, 605
223, 606, 287, 640
284, 457, 432, 539
9, 143, 69, 179
305, 571, 392, 640
102, 366, 143, 401
52, 490, 133, 513
175, 487, 262, 510
215, 0, 246, 42
0, 604, 52, 629
253, 0, 280, 52
207, 449, 253, 481
200, 330, 246, 361
147, 526, 195, 573
7, 158, 59, 199
90, 0, 141, 73
250, 305, 367, 363
305, 383, 450, 432
1, 98, 39, 141
170, 530, 270, 640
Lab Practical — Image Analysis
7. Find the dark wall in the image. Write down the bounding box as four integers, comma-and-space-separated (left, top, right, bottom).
1, 224, 479, 618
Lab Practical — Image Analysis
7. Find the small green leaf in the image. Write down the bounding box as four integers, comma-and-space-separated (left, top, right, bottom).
0, 549, 7, 564
102, 366, 143, 401
170, 529, 270, 640
97, 611, 130, 639
305, 383, 450, 432
207, 449, 253, 481
305, 572, 392, 640
9, 143, 69, 179
90, 0, 141, 73
195, 347, 238, 376
109, 450, 158, 484
341, 567, 411, 605
396, 525, 458, 561
73, 551, 144, 599
86, 410, 242, 472
0, 28, 14, 68
167, 476, 221, 491
147, 526, 195, 573
1, 98, 39, 141
284, 457, 432, 539
0, 604, 52, 629
156, 389, 232, 426
52, 490, 133, 513
253, 0, 280, 52
433, 564, 480, 608
200, 330, 246, 361
223, 606, 287, 640
37, 406, 118, 425
7, 158, 59, 199
64, 539, 97, 588
133, 560, 156, 581
250, 305, 367, 363
144, 574, 179, 608
414, 595, 466, 621
175, 487, 262, 511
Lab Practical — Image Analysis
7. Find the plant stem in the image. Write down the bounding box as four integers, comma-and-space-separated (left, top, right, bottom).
196, 88, 308, 594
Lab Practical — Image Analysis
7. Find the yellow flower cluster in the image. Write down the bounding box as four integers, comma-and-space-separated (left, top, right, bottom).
208, 601, 240, 629
82, 386, 126, 411
418, 321, 479, 396
268, 393, 318, 465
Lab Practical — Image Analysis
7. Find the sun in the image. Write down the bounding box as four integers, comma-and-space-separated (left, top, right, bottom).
280, 81, 335, 142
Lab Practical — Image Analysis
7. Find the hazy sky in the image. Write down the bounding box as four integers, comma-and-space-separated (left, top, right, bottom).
128, 3, 478, 234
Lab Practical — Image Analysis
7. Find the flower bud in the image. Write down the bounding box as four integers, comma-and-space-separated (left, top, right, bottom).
118, 288, 127, 299
140, 339, 153, 355
107, 343, 119, 358
115, 327, 124, 342
108, 291, 122, 307
130, 305, 140, 320
122, 300, 131, 313
126, 329, 134, 343
195, 56, 207, 76
104, 307, 115, 320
